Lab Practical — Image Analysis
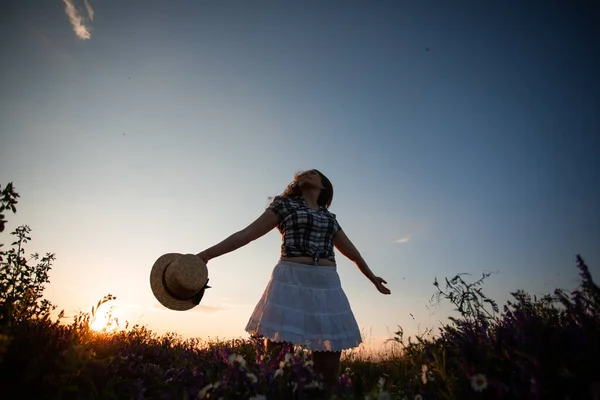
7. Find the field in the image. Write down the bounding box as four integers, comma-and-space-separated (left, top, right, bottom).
1, 184, 599, 399
1, 254, 599, 399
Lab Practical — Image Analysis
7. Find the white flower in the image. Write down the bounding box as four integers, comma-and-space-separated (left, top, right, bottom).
198, 380, 223, 398
427, 371, 435, 382
470, 373, 488, 392
295, 346, 303, 355
304, 360, 314, 368
246, 373, 258, 383
378, 391, 391, 400
278, 352, 293, 367
414, 395, 423, 400
377, 377, 386, 390
305, 381, 324, 390
198, 383, 213, 398
228, 353, 246, 370
274, 368, 284, 377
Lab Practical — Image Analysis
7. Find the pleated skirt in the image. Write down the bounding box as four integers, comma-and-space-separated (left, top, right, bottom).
245, 261, 362, 352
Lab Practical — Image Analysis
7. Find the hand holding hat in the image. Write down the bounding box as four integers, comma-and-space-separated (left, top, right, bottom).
150, 253, 211, 311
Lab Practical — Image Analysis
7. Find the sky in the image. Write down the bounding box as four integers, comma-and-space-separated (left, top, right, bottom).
1, 0, 599, 351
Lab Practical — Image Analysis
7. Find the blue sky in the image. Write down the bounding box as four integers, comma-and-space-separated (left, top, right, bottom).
1, 0, 599, 350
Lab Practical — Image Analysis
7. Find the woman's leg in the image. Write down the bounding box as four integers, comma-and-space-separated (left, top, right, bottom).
312, 350, 342, 391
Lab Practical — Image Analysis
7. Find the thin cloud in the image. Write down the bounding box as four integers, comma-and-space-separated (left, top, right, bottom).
62, 0, 94, 40
394, 235, 412, 244
84, 0, 94, 21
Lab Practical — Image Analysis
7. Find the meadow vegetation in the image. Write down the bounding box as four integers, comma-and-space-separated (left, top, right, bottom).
1, 182, 598, 399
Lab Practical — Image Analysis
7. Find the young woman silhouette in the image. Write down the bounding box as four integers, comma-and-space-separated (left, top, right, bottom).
197, 169, 390, 390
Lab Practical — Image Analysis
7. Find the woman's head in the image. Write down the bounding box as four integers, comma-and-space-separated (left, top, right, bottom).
281, 169, 334, 208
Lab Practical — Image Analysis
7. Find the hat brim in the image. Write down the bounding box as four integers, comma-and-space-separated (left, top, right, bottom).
150, 253, 209, 311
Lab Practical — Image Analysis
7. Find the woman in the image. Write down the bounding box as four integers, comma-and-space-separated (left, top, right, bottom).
197, 169, 390, 389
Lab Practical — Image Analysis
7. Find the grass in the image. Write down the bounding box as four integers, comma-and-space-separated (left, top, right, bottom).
1, 255, 598, 399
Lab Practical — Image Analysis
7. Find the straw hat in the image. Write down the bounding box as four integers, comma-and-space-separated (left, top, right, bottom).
150, 253, 211, 311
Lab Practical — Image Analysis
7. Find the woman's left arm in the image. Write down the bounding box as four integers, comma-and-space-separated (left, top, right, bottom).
334, 229, 391, 295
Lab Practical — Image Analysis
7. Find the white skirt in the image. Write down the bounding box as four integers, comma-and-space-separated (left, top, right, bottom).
245, 261, 362, 352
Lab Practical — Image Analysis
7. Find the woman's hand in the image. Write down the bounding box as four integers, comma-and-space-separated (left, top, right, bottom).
196, 251, 210, 265
373, 277, 391, 295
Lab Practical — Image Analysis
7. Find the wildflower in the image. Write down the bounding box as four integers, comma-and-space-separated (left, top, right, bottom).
470, 373, 488, 392
228, 353, 246, 370
427, 370, 435, 382
304, 360, 314, 368
340, 372, 352, 387
421, 365, 428, 384
274, 368, 284, 377
414, 395, 423, 400
248, 395, 267, 400
198, 383, 213, 398
283, 352, 293, 365
305, 381, 324, 390
246, 373, 258, 384
366, 391, 391, 400
378, 376, 386, 390
295, 346, 304, 356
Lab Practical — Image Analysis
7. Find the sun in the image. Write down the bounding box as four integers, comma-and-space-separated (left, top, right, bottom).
90, 313, 117, 332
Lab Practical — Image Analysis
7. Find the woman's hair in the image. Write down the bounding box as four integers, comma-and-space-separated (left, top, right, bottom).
280, 169, 334, 209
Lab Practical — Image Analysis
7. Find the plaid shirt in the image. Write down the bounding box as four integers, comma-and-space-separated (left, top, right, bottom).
267, 196, 341, 264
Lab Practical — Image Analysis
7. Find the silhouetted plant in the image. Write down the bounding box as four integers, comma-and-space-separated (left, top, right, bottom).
0, 182, 19, 234
0, 225, 59, 327
404, 255, 600, 399
430, 271, 499, 323
0, 183, 61, 330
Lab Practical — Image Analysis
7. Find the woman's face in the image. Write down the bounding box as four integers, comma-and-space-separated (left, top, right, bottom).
296, 170, 322, 189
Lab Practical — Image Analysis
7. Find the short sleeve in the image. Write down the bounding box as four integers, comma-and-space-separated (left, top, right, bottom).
266, 196, 288, 220
329, 212, 342, 235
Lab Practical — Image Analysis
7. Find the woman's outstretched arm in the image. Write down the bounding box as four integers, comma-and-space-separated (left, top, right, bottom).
334, 229, 391, 295
197, 210, 279, 263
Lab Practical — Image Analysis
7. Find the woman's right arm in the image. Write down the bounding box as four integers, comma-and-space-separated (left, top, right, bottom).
197, 210, 279, 263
